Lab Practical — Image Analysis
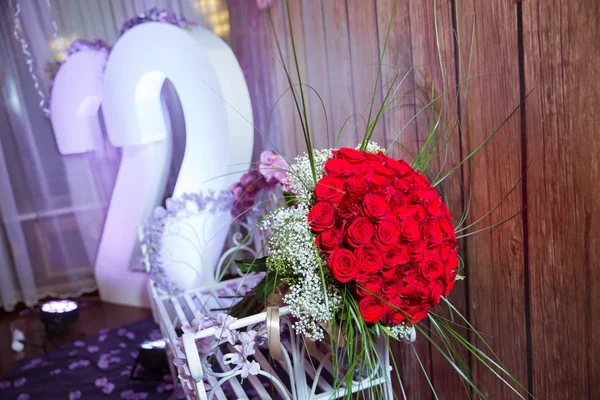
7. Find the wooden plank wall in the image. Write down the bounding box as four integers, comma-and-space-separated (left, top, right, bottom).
228, 0, 600, 398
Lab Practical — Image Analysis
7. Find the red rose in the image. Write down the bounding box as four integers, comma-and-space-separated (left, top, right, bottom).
393, 206, 413, 221
315, 176, 345, 203
410, 205, 428, 221
383, 244, 410, 267
400, 279, 428, 301
386, 158, 412, 176
399, 263, 419, 283
363, 193, 387, 220
354, 244, 383, 273
410, 172, 430, 187
386, 310, 406, 325
428, 279, 445, 306
441, 247, 458, 295
327, 249, 359, 283
401, 217, 422, 241
336, 148, 365, 163
367, 174, 391, 193
440, 245, 459, 271
315, 228, 343, 254
419, 250, 444, 280
439, 218, 456, 244
373, 161, 395, 177
395, 205, 427, 221
406, 240, 427, 262
358, 295, 386, 323
345, 217, 374, 248
444, 272, 457, 295
355, 273, 383, 297
408, 188, 424, 205
402, 304, 429, 324
345, 176, 370, 198
387, 192, 410, 216
422, 219, 444, 244
421, 188, 445, 216
439, 202, 451, 219
381, 264, 398, 279
385, 295, 406, 324
324, 158, 352, 177
336, 198, 360, 220
364, 152, 380, 161
307, 202, 335, 232
376, 218, 401, 245
380, 279, 399, 299
392, 177, 411, 193
352, 162, 375, 176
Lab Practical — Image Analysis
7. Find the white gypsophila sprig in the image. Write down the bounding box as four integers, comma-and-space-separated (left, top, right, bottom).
361, 141, 382, 154
283, 149, 333, 200
264, 143, 381, 341
262, 201, 341, 341
389, 323, 416, 344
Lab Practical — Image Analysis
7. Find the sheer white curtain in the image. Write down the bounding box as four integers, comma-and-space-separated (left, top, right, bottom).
0, 0, 228, 311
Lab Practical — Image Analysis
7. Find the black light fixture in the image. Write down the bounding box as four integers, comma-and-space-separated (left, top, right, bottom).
39, 300, 79, 338
130, 338, 169, 380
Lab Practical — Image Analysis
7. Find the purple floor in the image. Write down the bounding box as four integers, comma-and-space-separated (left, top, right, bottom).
0, 318, 184, 400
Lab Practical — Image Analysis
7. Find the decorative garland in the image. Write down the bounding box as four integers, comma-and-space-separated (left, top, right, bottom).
119, 7, 197, 36
142, 151, 289, 294
45, 38, 111, 100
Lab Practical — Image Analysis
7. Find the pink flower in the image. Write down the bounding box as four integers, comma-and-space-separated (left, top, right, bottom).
259, 150, 288, 184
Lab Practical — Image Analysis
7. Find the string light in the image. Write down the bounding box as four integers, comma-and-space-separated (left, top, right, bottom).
8, 0, 59, 118
45, 0, 59, 40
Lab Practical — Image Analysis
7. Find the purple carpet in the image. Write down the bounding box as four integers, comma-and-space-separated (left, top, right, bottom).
0, 318, 184, 400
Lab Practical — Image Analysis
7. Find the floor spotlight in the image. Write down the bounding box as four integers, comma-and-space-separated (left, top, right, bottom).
39, 300, 79, 338
130, 338, 169, 380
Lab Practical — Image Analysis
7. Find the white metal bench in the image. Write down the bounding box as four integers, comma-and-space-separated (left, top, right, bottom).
140, 213, 393, 399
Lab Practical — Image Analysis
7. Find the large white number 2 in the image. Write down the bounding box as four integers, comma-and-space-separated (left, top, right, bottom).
50, 23, 253, 307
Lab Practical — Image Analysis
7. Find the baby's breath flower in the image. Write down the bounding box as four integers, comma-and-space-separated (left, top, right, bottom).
361, 141, 382, 154
265, 143, 380, 341
389, 323, 416, 343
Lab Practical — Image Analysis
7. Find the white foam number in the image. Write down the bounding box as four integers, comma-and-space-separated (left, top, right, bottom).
51, 23, 253, 307
50, 51, 110, 264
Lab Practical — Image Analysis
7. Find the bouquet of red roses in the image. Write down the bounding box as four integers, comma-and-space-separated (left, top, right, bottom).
309, 147, 458, 327
231, 140, 458, 345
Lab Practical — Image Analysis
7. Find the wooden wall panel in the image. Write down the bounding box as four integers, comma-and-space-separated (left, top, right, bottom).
375, 0, 418, 164
406, 1, 467, 399
269, 2, 301, 158
320, 0, 356, 148
229, 0, 599, 398
227, 0, 280, 160
522, 1, 600, 399
299, 1, 332, 149
285, 0, 313, 156
455, 1, 528, 398
346, 0, 387, 148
